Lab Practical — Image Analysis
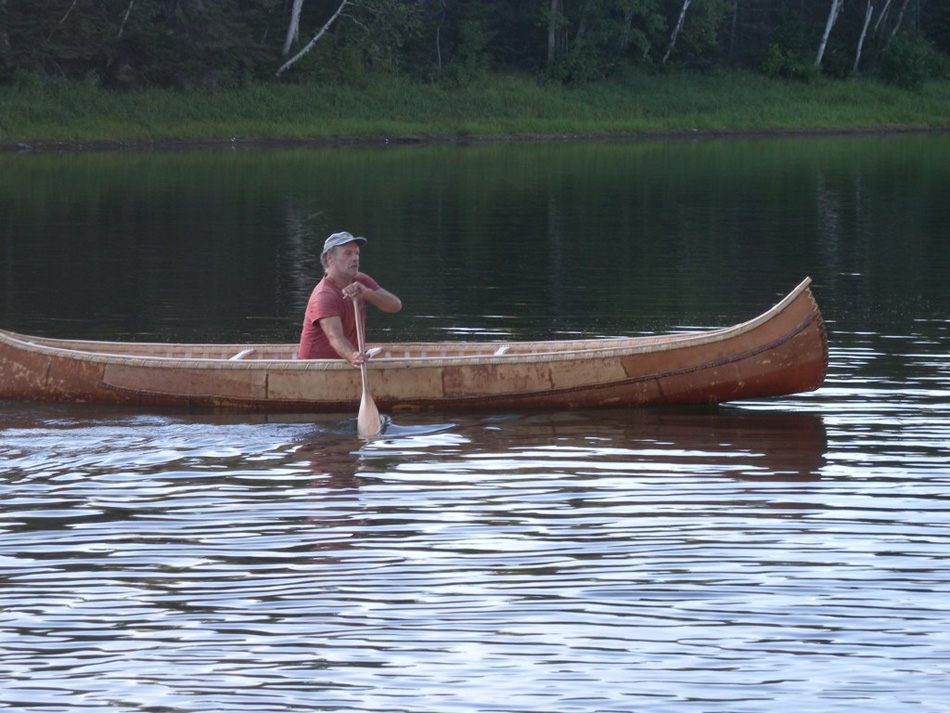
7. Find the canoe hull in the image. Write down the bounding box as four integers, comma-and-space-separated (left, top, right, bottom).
0, 279, 827, 412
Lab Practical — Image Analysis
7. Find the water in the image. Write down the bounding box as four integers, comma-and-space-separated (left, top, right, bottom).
1, 135, 950, 711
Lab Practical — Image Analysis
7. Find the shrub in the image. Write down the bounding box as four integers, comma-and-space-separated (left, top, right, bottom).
761, 44, 815, 82
879, 34, 940, 90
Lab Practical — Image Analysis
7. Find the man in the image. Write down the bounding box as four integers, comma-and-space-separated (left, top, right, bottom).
298, 231, 402, 364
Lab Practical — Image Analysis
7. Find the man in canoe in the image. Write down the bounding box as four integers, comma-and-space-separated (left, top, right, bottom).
298, 231, 402, 365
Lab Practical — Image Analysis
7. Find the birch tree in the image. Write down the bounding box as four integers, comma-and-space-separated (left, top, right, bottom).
814, 0, 844, 68
434, 0, 446, 74
117, 0, 135, 39
662, 0, 692, 63
547, 0, 560, 65
283, 0, 305, 57
889, 0, 911, 40
277, 0, 348, 76
854, 1, 875, 73
874, 0, 892, 31
47, 0, 80, 42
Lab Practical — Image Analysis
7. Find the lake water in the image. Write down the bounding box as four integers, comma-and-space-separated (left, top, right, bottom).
1, 134, 949, 712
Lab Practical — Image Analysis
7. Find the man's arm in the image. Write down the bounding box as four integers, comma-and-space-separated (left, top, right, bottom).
344, 282, 402, 313
319, 316, 363, 366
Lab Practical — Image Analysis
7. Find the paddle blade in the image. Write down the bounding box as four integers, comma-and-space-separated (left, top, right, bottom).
357, 389, 382, 438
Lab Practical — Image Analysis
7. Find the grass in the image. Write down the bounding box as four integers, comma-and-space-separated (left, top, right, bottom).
1, 70, 949, 146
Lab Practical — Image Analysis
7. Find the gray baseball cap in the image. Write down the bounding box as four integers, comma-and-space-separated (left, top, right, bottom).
322, 231, 366, 255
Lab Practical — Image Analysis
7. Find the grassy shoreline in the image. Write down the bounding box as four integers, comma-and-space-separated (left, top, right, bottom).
2, 71, 949, 150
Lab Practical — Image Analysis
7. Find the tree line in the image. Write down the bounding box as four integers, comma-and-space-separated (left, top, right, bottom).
2, 1, 947, 89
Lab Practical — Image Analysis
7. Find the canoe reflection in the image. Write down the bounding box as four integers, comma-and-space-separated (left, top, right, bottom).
447, 407, 827, 481
294, 407, 827, 483
293, 434, 366, 489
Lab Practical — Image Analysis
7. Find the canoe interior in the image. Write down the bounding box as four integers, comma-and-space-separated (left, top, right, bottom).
3, 331, 702, 363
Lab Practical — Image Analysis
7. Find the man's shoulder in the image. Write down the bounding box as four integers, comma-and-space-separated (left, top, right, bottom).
311, 277, 342, 298
355, 272, 380, 289
307, 278, 344, 314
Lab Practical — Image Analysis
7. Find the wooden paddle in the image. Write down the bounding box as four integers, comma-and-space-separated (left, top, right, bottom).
353, 297, 382, 438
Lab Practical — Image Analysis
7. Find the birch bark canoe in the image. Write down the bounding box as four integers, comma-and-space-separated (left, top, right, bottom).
0, 278, 827, 412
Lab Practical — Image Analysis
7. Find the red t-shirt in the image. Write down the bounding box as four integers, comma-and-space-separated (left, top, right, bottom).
298, 273, 379, 359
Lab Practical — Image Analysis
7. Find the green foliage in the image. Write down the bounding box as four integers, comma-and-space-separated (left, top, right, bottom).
452, 12, 494, 76
0, 0, 285, 88
924, 0, 950, 54
766, 4, 815, 65
432, 2, 499, 85
623, 1, 667, 63
4, 69, 950, 146
347, 0, 426, 74
0, 0, 948, 92
672, 0, 733, 67
545, 50, 608, 84
541, 0, 668, 83
879, 33, 941, 90
761, 44, 815, 82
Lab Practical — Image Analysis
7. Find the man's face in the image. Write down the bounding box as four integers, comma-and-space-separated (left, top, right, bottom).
329, 242, 360, 278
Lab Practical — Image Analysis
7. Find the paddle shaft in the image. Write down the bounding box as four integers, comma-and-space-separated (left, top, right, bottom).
353, 297, 382, 437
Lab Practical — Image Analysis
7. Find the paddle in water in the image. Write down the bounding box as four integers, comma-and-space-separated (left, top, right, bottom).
353, 297, 382, 438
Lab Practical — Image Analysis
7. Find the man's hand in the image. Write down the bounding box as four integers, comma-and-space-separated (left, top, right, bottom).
342, 282, 367, 301
343, 280, 402, 313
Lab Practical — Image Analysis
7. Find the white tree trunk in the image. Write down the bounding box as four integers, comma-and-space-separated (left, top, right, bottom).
117, 0, 135, 39
47, 0, 80, 41
277, 0, 347, 76
889, 0, 910, 40
662, 0, 692, 64
547, 0, 559, 65
874, 0, 892, 32
854, 2, 875, 74
814, 0, 843, 68
283, 0, 305, 57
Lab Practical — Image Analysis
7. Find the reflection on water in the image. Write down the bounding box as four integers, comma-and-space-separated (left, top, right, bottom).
2, 135, 949, 342
293, 407, 827, 482
2, 383, 948, 712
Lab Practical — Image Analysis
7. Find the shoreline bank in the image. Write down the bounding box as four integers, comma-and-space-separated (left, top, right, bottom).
4, 124, 949, 154
4, 71, 948, 153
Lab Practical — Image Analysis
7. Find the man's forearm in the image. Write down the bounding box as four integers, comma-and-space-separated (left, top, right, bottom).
365, 287, 402, 313
327, 332, 359, 365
